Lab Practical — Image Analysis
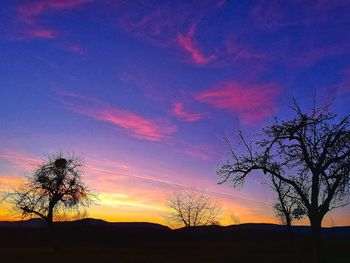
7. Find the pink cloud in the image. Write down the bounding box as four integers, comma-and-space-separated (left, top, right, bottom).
251, 0, 285, 30
196, 81, 282, 124
225, 36, 266, 62
18, 0, 90, 19
208, 35, 269, 73
172, 139, 220, 162
120, 8, 170, 41
115, 3, 190, 48
85, 108, 176, 141
183, 146, 213, 162
0, 151, 41, 172
251, 0, 350, 30
178, 25, 216, 65
112, 2, 224, 66
251, 3, 350, 72
0, 136, 42, 172
110, 2, 266, 68
120, 70, 163, 102
289, 44, 349, 68
61, 43, 86, 54
27, 29, 56, 39
172, 101, 205, 122
16, 0, 91, 39
59, 92, 176, 141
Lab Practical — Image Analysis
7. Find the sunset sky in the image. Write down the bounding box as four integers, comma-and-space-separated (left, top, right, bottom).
1, 0, 350, 226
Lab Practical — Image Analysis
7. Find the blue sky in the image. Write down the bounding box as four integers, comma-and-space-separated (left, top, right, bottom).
0, 0, 350, 225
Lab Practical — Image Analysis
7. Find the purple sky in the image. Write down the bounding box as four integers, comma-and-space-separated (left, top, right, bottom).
0, 0, 350, 225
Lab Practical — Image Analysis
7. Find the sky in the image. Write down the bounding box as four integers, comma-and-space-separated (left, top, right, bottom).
0, 0, 350, 226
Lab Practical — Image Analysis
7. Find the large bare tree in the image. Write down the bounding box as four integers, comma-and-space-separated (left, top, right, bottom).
217, 101, 350, 255
167, 190, 222, 228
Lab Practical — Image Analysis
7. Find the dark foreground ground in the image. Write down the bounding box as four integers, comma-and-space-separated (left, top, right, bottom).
1, 218, 350, 263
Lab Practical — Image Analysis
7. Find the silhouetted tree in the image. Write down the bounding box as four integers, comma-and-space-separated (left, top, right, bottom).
230, 213, 241, 225
217, 101, 350, 259
54, 209, 89, 222
168, 190, 222, 228
271, 176, 305, 227
5, 153, 96, 249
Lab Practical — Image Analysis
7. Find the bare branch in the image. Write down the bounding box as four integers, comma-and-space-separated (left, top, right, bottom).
217, 99, 350, 232
167, 190, 222, 228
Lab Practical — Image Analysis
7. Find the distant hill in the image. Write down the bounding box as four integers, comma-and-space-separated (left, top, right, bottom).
0, 218, 47, 228
70, 218, 171, 231
0, 218, 171, 230
1, 218, 350, 234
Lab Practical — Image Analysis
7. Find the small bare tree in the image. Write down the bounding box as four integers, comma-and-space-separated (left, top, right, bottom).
271, 176, 305, 227
167, 190, 222, 228
230, 213, 241, 225
5, 153, 96, 248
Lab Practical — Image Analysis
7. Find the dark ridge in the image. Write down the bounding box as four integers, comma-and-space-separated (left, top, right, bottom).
0, 218, 349, 248
0, 218, 171, 230
1, 218, 349, 233
226, 223, 350, 236
1, 219, 349, 234
57, 218, 171, 231
0, 218, 47, 228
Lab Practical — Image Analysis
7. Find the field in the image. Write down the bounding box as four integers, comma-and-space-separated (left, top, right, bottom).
1, 219, 350, 263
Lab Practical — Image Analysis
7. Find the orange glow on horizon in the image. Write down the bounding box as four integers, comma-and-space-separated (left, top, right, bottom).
0, 149, 349, 228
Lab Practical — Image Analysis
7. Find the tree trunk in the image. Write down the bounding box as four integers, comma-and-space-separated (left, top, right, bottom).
46, 207, 59, 252
309, 215, 324, 263
285, 215, 292, 227
285, 217, 298, 262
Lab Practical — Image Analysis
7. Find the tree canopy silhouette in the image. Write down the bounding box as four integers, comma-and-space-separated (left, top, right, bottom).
6, 153, 96, 225
167, 190, 222, 228
270, 176, 304, 227
217, 101, 350, 250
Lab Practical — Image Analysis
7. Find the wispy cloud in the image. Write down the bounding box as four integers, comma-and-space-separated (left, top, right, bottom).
120, 70, 163, 102
288, 43, 350, 68
0, 152, 41, 170
114, 1, 208, 46
16, 0, 92, 39
183, 145, 213, 161
196, 81, 282, 124
0, 135, 41, 172
112, 1, 225, 66
251, 0, 285, 30
0, 136, 42, 193
84, 156, 272, 215
225, 36, 266, 62
59, 92, 176, 142
26, 29, 56, 39
18, 0, 91, 22
178, 25, 216, 65
81, 107, 176, 141
61, 43, 86, 54
172, 101, 205, 122
251, 0, 350, 30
